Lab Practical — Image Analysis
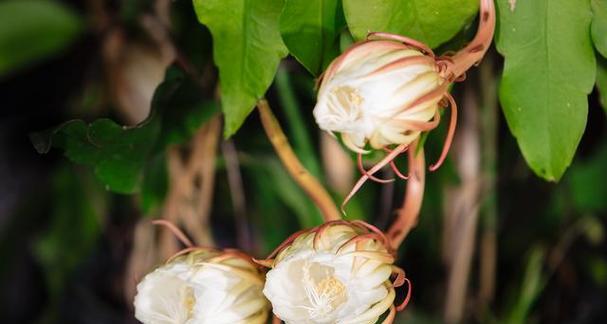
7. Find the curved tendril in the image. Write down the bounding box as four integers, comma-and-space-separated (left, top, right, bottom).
342, 144, 408, 213
395, 278, 412, 311
428, 92, 458, 171
382, 146, 409, 180
390, 161, 409, 180
367, 32, 435, 57
152, 219, 194, 248
358, 153, 394, 183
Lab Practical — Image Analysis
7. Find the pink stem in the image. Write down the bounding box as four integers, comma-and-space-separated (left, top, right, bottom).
445, 0, 496, 80
386, 141, 426, 249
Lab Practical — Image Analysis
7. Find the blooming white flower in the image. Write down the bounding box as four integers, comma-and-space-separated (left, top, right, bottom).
313, 37, 447, 153
261, 221, 407, 324
134, 248, 269, 324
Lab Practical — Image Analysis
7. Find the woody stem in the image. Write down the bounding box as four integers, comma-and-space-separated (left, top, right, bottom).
257, 99, 341, 222
386, 140, 426, 249
445, 0, 496, 79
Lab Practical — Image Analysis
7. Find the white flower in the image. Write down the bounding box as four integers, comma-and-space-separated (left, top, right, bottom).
313, 38, 447, 153
134, 248, 269, 324
261, 221, 406, 324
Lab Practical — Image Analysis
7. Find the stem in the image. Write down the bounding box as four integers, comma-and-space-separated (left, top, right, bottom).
222, 140, 252, 250
446, 0, 496, 79
275, 66, 323, 178
257, 99, 341, 222
478, 52, 498, 309
444, 80, 482, 324
386, 140, 426, 249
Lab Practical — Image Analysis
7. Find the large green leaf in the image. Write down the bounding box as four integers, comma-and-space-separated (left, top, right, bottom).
279, 0, 344, 75
592, 0, 607, 57
31, 67, 218, 193
496, 0, 596, 181
342, 0, 478, 48
0, 0, 82, 76
194, 0, 288, 137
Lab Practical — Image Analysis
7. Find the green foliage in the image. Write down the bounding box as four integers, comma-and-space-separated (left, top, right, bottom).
598, 58, 607, 113
568, 142, 607, 213
505, 246, 546, 323
592, 0, 607, 58
34, 166, 107, 306
280, 0, 345, 75
342, 0, 478, 48
0, 0, 82, 76
140, 154, 169, 215
31, 67, 218, 194
193, 0, 288, 137
275, 66, 322, 178
496, 0, 596, 181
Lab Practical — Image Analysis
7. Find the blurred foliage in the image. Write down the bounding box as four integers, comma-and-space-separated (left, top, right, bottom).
0, 0, 82, 77
34, 165, 108, 322
0, 0, 605, 323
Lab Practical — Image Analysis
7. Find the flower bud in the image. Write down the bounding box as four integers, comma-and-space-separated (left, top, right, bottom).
134, 248, 269, 324
261, 221, 409, 324
313, 39, 446, 153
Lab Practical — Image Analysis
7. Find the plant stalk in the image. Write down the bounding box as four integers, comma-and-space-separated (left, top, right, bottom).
257, 99, 341, 222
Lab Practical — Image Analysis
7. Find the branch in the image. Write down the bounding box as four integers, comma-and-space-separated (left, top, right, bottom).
257, 99, 341, 222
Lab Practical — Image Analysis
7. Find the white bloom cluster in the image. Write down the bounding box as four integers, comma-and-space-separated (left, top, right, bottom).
262, 221, 404, 324
134, 248, 268, 324
313, 39, 445, 153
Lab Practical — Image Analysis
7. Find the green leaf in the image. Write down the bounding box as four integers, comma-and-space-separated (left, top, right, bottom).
31, 67, 218, 194
193, 0, 288, 137
342, 0, 478, 48
496, 0, 596, 181
279, 0, 344, 75
598, 58, 607, 113
0, 0, 82, 76
140, 154, 168, 215
592, 0, 607, 57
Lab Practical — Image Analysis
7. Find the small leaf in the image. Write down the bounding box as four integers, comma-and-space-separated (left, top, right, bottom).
279, 0, 345, 75
342, 0, 478, 48
592, 0, 607, 58
598, 58, 607, 113
193, 0, 288, 137
0, 0, 82, 76
496, 0, 596, 181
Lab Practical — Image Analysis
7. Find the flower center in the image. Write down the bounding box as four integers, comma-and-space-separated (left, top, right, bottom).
327, 86, 364, 122
301, 262, 348, 320
182, 285, 196, 320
